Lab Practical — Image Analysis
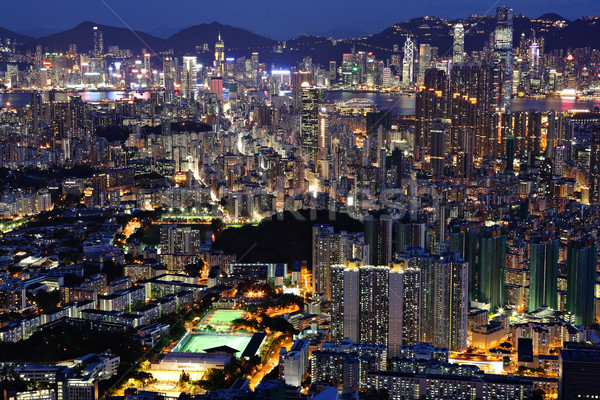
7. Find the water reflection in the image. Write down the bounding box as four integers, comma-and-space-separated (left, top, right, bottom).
326, 91, 600, 115
0, 90, 599, 115
0, 91, 152, 109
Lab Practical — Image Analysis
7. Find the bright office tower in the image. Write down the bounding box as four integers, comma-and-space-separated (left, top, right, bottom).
452, 23, 464, 64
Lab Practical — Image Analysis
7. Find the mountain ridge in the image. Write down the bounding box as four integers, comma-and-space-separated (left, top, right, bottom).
5, 13, 600, 64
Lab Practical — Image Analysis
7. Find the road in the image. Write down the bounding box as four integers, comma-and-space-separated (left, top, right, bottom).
265, 305, 300, 317
248, 334, 292, 390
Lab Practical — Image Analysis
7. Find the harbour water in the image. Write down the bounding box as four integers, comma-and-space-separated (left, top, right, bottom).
0, 91, 151, 109
326, 91, 600, 115
1, 90, 600, 115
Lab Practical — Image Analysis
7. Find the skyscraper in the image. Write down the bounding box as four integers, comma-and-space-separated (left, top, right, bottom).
415, 69, 447, 156
343, 261, 361, 343
318, 110, 329, 161
449, 223, 478, 302
312, 225, 368, 300
529, 35, 540, 81
358, 265, 389, 346
330, 259, 422, 352
590, 125, 600, 203
181, 56, 197, 101
93, 26, 104, 57
417, 43, 431, 84
330, 263, 346, 342
506, 135, 515, 172
209, 76, 224, 99
292, 70, 313, 110
566, 238, 597, 326
162, 55, 175, 102
402, 36, 414, 87
390, 149, 404, 188
396, 247, 434, 341
300, 84, 325, 164
430, 119, 448, 179
432, 252, 469, 351
214, 32, 225, 76
312, 225, 334, 297
364, 215, 393, 265
477, 226, 506, 311
388, 260, 421, 354
528, 235, 559, 311
31, 91, 43, 134
559, 345, 600, 400
395, 247, 467, 351
452, 23, 465, 64
493, 6, 514, 112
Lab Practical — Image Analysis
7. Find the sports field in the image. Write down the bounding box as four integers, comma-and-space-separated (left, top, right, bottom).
173, 332, 253, 354
171, 309, 254, 355
201, 309, 246, 332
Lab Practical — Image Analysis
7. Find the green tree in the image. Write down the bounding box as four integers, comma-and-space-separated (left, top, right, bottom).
211, 218, 226, 235
30, 290, 60, 312
529, 388, 545, 400
184, 262, 204, 278
0, 367, 28, 393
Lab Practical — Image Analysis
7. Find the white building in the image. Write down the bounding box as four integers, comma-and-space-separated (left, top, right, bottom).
279, 338, 309, 387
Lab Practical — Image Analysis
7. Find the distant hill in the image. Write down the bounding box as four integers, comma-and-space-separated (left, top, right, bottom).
0, 27, 32, 44
16, 28, 60, 38
149, 26, 183, 39
308, 28, 370, 39
21, 21, 166, 54
6, 12, 600, 64
536, 13, 569, 22
165, 22, 276, 56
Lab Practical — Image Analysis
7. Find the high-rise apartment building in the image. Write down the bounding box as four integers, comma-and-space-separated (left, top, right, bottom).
358, 265, 389, 345
312, 225, 368, 299
364, 215, 393, 265
528, 235, 559, 311
566, 238, 597, 326
449, 222, 478, 302
396, 247, 436, 344
329, 259, 421, 352
477, 226, 506, 310
279, 338, 309, 387
431, 252, 469, 351
388, 260, 421, 355
430, 119, 448, 178
559, 345, 600, 400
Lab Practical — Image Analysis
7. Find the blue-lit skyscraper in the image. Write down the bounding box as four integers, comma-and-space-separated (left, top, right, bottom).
477, 226, 506, 310
567, 238, 597, 326
528, 235, 559, 311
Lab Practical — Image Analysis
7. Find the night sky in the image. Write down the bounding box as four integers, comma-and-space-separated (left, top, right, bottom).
3, 0, 600, 40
